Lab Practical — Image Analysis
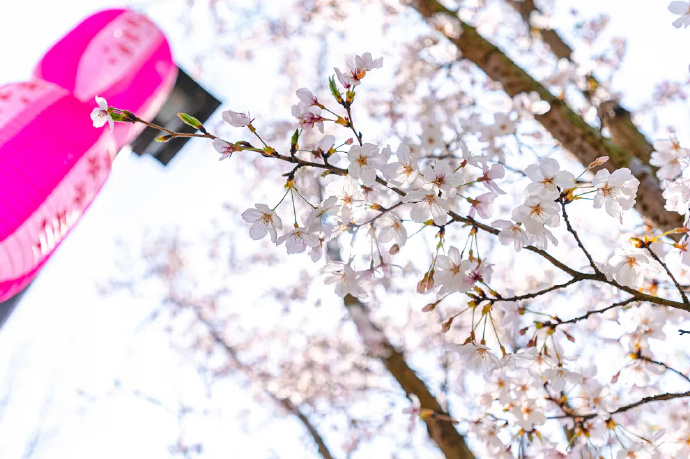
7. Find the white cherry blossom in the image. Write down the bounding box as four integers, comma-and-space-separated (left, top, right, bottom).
305, 196, 342, 237
512, 195, 561, 232
402, 188, 451, 225
479, 163, 506, 194
241, 204, 283, 243
375, 214, 408, 247
434, 246, 474, 295
524, 158, 575, 198
468, 192, 497, 219
212, 138, 240, 161
592, 168, 639, 220
421, 160, 463, 194
324, 262, 365, 298
669, 1, 690, 28
457, 342, 501, 373
650, 139, 687, 180
91, 96, 114, 131
490, 112, 516, 137
383, 143, 419, 187
347, 143, 386, 186
295, 87, 321, 107
603, 248, 654, 288
543, 366, 582, 392
277, 227, 320, 254
222, 109, 252, 127
663, 177, 690, 215
291, 104, 325, 133
334, 52, 383, 87
513, 91, 550, 119
492, 219, 529, 251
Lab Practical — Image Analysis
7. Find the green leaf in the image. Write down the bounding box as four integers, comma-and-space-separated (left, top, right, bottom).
177, 112, 202, 129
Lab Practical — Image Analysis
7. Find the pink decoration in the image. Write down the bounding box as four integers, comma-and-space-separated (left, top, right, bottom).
0, 81, 117, 301
0, 9, 178, 301
34, 8, 178, 149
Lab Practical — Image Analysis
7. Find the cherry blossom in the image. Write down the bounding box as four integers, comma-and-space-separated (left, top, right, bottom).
295, 88, 322, 107
492, 220, 529, 251
421, 160, 464, 194
241, 204, 283, 243
650, 139, 687, 180
212, 138, 240, 161
305, 196, 342, 237
489, 112, 516, 137
512, 195, 561, 233
603, 248, 654, 288
478, 164, 506, 194
222, 109, 252, 127
457, 342, 501, 373
434, 247, 474, 295
524, 158, 575, 198
663, 178, 690, 215
383, 143, 419, 187
90, 96, 113, 131
291, 104, 325, 133
467, 192, 497, 219
313, 135, 335, 159
323, 261, 365, 298
543, 365, 582, 392
510, 399, 547, 430
592, 168, 640, 220
419, 120, 444, 152
375, 214, 408, 247
402, 188, 451, 225
334, 52, 383, 87
347, 143, 386, 186
277, 227, 320, 254
669, 1, 690, 28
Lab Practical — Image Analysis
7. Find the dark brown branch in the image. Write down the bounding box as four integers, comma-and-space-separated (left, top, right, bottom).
407, 0, 683, 231
641, 242, 689, 305
344, 295, 475, 459
637, 355, 690, 385
560, 199, 599, 275
600, 390, 690, 419
506, 0, 655, 166
496, 277, 580, 302
555, 297, 638, 326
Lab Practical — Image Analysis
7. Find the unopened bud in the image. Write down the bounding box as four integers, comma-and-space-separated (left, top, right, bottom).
389, 244, 400, 255
422, 303, 436, 312
588, 156, 609, 168
178, 112, 202, 129
441, 317, 453, 333
345, 138, 354, 145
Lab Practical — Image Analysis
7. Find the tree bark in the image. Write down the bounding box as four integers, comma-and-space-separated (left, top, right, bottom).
408, 0, 683, 231
344, 295, 475, 459
506, 0, 655, 166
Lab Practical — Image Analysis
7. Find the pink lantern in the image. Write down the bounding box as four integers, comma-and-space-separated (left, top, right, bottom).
34, 8, 178, 149
0, 9, 178, 302
0, 81, 117, 301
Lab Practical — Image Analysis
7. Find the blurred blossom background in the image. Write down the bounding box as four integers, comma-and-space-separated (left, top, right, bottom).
1, 1, 689, 458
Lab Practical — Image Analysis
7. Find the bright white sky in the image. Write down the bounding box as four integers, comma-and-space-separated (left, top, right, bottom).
0, 1, 689, 458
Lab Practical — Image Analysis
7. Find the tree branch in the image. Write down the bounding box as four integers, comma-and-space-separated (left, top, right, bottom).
344, 295, 475, 459
506, 0, 655, 165
187, 302, 337, 459
407, 0, 683, 231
